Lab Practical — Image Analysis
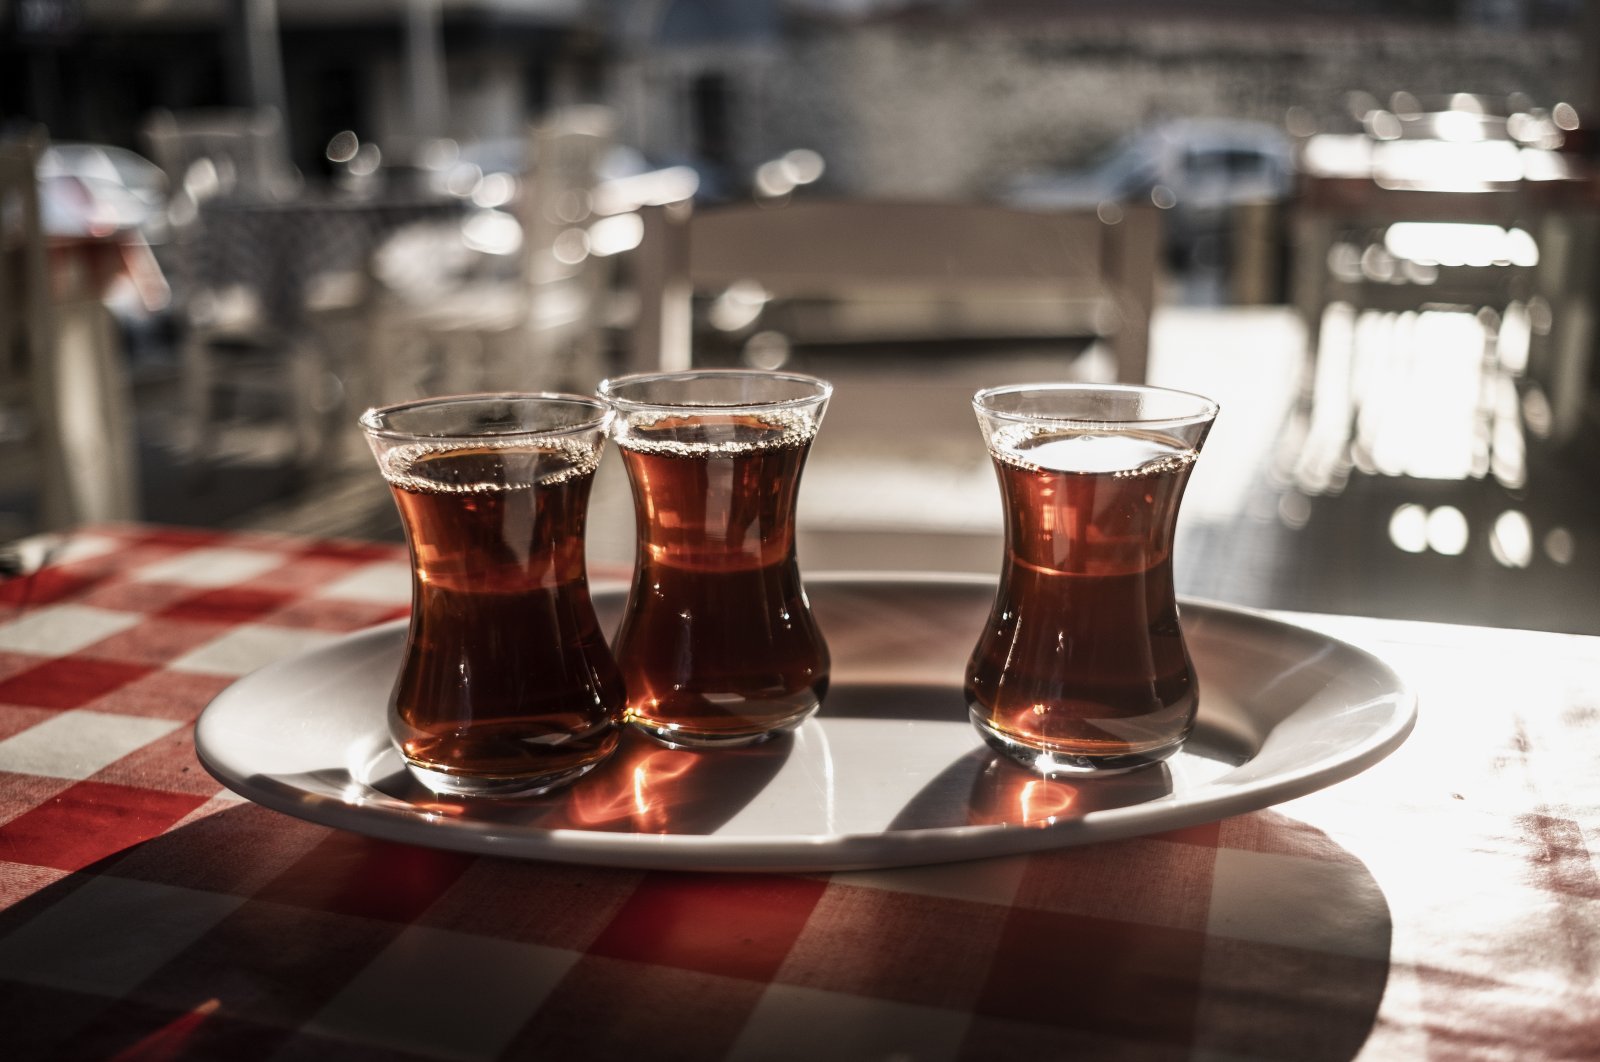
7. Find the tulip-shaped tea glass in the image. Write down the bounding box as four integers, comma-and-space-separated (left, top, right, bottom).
966, 383, 1219, 774
598, 369, 832, 748
361, 393, 625, 797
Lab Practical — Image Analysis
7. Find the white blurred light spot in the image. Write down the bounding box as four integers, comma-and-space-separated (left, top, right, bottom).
1426, 505, 1469, 556
551, 228, 589, 265
1384, 223, 1538, 268
708, 280, 769, 332
348, 143, 382, 177
587, 212, 643, 257
445, 162, 481, 197
782, 149, 825, 185
460, 209, 522, 256
326, 130, 359, 163
1552, 102, 1580, 131
1435, 109, 1483, 143
1543, 526, 1574, 566
1389, 504, 1429, 553
1096, 201, 1123, 225
1151, 185, 1177, 209
743, 330, 792, 370
472, 172, 517, 209
1278, 492, 1312, 529
755, 159, 795, 198
1489, 510, 1533, 569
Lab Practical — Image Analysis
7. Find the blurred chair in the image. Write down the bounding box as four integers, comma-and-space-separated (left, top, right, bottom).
141, 107, 313, 468
631, 198, 1159, 383
363, 106, 621, 402
0, 130, 140, 534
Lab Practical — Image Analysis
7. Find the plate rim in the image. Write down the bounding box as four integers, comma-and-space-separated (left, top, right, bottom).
194, 572, 1418, 871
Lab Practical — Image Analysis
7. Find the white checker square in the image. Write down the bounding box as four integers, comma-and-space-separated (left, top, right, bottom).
306, 926, 578, 1060
832, 853, 1030, 906
169, 624, 344, 677
0, 710, 181, 780
131, 547, 287, 588
1207, 848, 1391, 960
0, 605, 143, 656
315, 562, 411, 605
0, 876, 242, 995
731, 985, 969, 1062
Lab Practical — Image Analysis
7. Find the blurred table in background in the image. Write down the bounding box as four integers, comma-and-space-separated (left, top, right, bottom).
1291, 129, 1599, 443
0, 525, 1597, 1059
191, 190, 466, 332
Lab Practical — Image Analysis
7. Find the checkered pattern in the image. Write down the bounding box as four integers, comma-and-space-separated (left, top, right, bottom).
0, 525, 1596, 1060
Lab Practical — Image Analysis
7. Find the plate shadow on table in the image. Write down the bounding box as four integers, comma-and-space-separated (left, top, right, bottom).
0, 802, 1392, 1061
940, 808, 1394, 1061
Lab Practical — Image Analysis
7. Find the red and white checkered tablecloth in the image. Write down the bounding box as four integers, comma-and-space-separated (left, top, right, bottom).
0, 524, 1595, 1060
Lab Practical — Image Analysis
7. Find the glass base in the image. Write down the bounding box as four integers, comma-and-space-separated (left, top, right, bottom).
403, 759, 602, 798
971, 710, 1183, 776
630, 704, 816, 750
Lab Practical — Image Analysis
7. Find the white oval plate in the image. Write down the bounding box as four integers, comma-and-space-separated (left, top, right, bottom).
195, 574, 1415, 872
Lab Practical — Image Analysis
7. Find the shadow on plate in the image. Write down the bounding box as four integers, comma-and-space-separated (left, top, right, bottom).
889, 750, 1176, 831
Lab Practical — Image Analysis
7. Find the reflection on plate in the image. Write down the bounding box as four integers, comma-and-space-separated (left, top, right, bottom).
194, 574, 1415, 872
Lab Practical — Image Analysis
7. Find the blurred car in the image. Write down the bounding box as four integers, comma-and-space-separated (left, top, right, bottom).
37, 142, 170, 242
999, 118, 1293, 265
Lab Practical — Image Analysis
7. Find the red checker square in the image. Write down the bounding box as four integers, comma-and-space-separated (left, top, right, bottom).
1014, 836, 1220, 931
299, 539, 406, 563
129, 901, 401, 1028
117, 526, 228, 549
1192, 934, 1389, 1061
777, 883, 1007, 1008
58, 996, 289, 1062
90, 727, 220, 797
959, 1015, 1192, 1061
219, 529, 309, 552
109, 800, 332, 898
589, 871, 829, 983
0, 569, 97, 606
976, 907, 1209, 1046
1147, 819, 1222, 848
258, 598, 404, 634
158, 588, 299, 626
0, 981, 120, 1060
75, 580, 211, 616
0, 861, 71, 908
419, 858, 644, 950
1513, 812, 1600, 900
84, 669, 236, 722
253, 832, 475, 923
0, 701, 55, 740
1219, 810, 1350, 859
0, 657, 155, 711
0, 770, 77, 826
506, 954, 764, 1060
0, 780, 210, 872
78, 617, 230, 668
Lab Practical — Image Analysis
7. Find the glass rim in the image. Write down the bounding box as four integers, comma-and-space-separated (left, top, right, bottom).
597, 368, 833, 414
359, 391, 611, 443
973, 382, 1219, 431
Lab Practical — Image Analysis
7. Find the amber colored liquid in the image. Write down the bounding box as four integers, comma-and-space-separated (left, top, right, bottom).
613, 413, 829, 742
385, 444, 623, 782
965, 429, 1199, 762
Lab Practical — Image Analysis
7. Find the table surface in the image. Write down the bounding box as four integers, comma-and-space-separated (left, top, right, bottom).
0, 525, 1595, 1060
